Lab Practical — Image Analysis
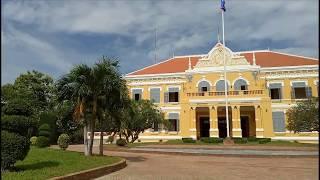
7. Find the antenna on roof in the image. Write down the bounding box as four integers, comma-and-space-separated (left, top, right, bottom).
154, 27, 157, 64
172, 44, 175, 58
217, 26, 221, 43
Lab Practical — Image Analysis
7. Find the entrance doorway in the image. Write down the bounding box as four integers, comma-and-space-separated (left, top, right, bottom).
218, 117, 227, 138
240, 116, 250, 137
199, 117, 210, 138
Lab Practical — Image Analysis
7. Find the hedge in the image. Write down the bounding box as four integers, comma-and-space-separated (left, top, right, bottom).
258, 138, 271, 144
39, 112, 58, 144
232, 138, 248, 144
200, 137, 223, 143
182, 138, 196, 143
36, 136, 50, 148
1, 115, 37, 137
38, 124, 51, 138
116, 139, 127, 146
1, 130, 30, 170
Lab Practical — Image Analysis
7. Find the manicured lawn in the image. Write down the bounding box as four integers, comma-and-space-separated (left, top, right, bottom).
2, 147, 121, 180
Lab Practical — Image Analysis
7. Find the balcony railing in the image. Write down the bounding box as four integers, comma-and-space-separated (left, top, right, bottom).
186, 90, 265, 97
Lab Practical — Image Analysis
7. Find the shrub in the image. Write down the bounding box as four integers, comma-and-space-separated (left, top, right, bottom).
182, 138, 196, 143
30, 136, 37, 146
116, 139, 127, 146
38, 124, 51, 138
258, 138, 271, 144
1, 115, 37, 137
1, 130, 30, 170
247, 137, 257, 142
36, 136, 50, 148
39, 112, 58, 144
57, 134, 70, 150
107, 136, 114, 144
233, 138, 248, 144
200, 137, 223, 143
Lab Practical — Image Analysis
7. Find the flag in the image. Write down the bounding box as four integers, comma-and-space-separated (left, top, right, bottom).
220, 0, 226, 12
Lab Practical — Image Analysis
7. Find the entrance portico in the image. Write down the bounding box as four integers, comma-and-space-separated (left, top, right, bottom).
190, 104, 261, 139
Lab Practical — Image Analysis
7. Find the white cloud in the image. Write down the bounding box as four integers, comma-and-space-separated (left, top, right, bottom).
2, 0, 318, 83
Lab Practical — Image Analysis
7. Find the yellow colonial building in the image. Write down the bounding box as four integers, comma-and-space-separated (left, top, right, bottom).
125, 42, 319, 142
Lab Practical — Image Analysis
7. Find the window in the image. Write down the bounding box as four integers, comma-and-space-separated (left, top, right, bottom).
272, 112, 285, 132
134, 94, 141, 101
269, 83, 282, 100
198, 81, 211, 92
132, 89, 142, 101
150, 88, 160, 103
216, 80, 229, 91
168, 113, 179, 131
234, 79, 248, 91
165, 87, 179, 103
169, 119, 178, 131
291, 82, 311, 99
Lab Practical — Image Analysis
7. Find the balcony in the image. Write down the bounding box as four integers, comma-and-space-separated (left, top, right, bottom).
186, 90, 266, 98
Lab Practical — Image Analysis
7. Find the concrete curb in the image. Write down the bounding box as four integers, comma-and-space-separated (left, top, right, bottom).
49, 159, 126, 180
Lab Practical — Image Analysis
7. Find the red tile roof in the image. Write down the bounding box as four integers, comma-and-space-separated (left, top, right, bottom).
127, 51, 318, 76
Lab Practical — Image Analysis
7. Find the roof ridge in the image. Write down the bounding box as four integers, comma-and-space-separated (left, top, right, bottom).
174, 54, 206, 58
126, 57, 176, 76
268, 51, 319, 61
236, 49, 270, 54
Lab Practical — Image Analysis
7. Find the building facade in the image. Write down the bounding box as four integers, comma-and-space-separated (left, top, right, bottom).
125, 43, 319, 142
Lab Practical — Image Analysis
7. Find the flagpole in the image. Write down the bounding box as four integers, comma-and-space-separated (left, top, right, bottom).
221, 8, 230, 138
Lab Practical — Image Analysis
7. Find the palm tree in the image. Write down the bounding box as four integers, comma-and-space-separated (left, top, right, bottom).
56, 56, 125, 156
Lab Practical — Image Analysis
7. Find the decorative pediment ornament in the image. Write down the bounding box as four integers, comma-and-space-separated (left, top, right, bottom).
194, 43, 249, 68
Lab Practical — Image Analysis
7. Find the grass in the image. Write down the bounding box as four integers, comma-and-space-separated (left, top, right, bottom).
2, 147, 121, 180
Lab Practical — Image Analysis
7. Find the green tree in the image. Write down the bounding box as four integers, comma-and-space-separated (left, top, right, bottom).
56, 56, 125, 156
287, 97, 319, 133
120, 100, 165, 143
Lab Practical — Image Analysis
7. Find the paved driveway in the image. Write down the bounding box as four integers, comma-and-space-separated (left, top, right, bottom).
67, 145, 318, 180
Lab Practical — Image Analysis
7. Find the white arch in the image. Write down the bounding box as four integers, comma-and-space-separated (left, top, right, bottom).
196, 78, 213, 87
214, 79, 231, 86
232, 77, 250, 86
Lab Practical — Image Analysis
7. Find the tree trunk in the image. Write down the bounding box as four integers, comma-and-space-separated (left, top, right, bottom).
99, 130, 104, 156
83, 123, 89, 156
88, 98, 97, 156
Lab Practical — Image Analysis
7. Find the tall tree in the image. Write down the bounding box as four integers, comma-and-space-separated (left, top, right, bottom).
56, 56, 125, 156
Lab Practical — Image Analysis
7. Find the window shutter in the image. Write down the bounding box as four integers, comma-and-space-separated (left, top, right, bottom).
306, 86, 312, 98
150, 88, 160, 103
291, 87, 295, 99
164, 92, 169, 103
272, 112, 285, 132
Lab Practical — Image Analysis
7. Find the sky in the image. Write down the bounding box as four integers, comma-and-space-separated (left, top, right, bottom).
2, 0, 319, 84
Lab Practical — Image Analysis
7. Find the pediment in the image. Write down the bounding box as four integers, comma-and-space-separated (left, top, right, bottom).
194, 43, 249, 68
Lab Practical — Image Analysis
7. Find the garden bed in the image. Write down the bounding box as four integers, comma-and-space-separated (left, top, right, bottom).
2, 147, 122, 180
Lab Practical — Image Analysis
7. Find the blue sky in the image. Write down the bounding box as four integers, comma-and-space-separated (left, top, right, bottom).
2, 0, 319, 84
